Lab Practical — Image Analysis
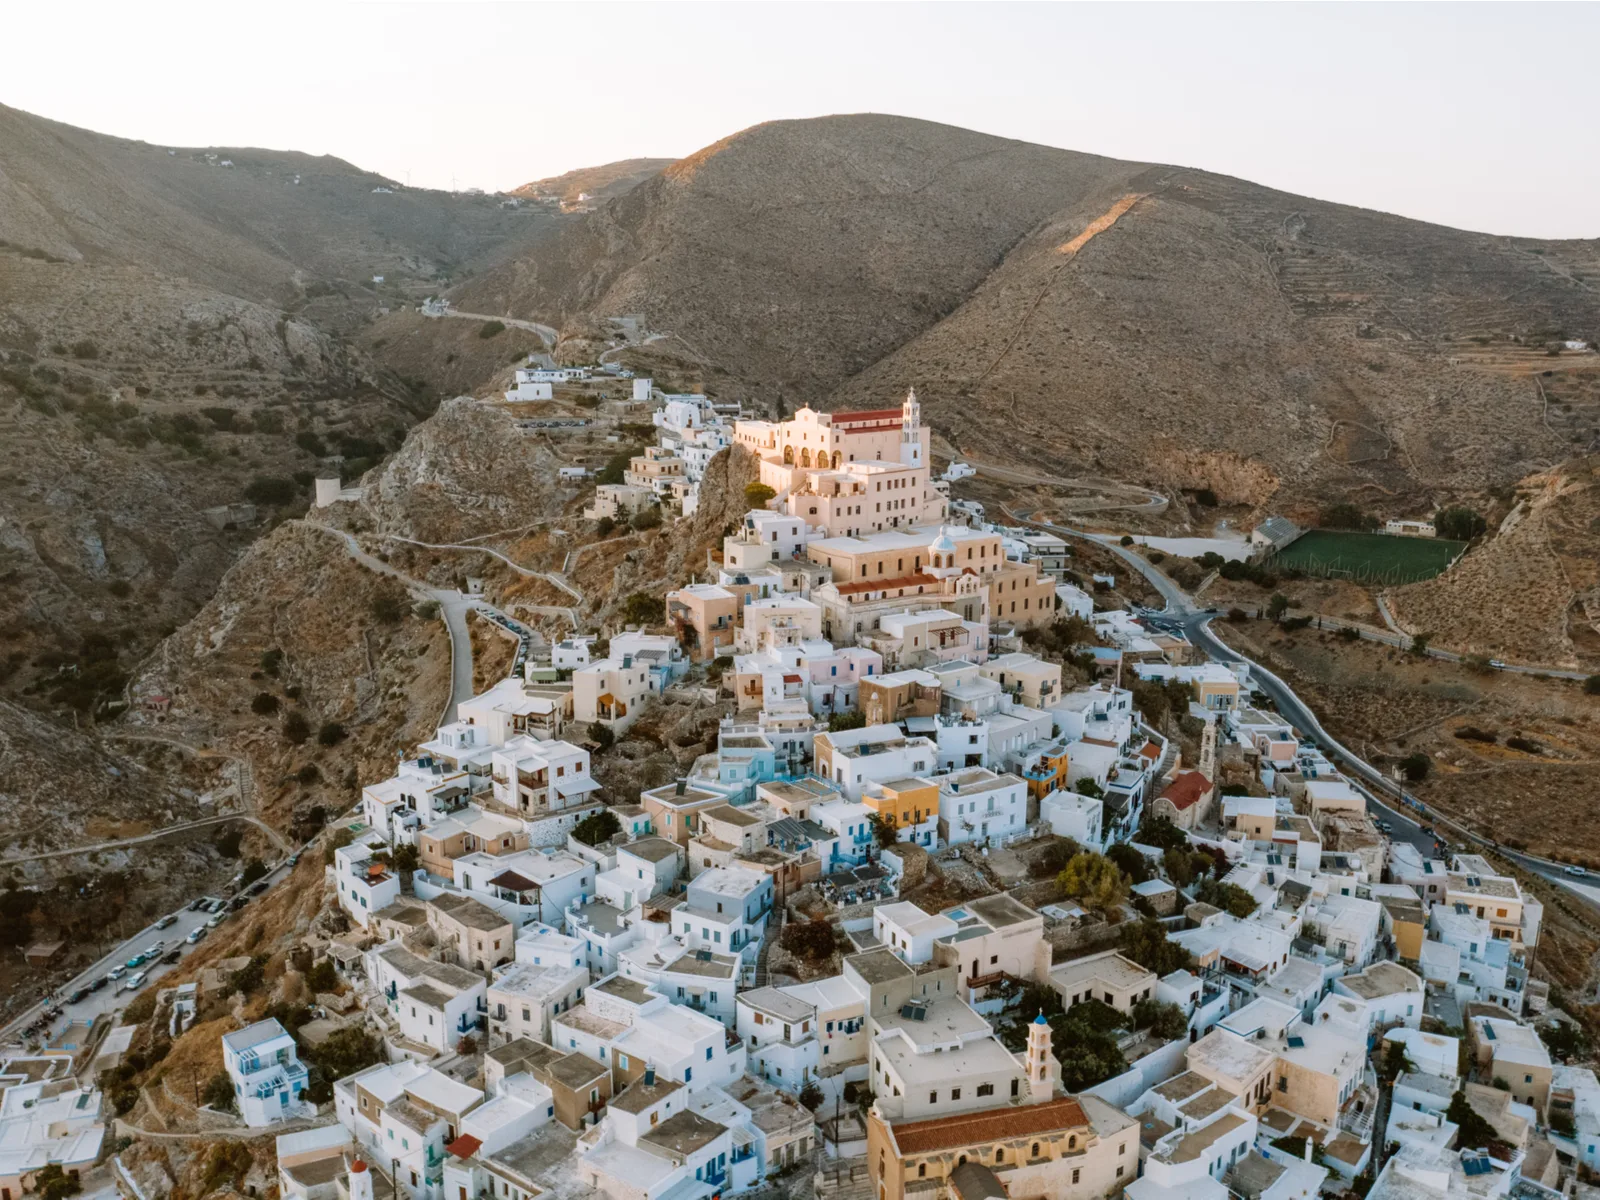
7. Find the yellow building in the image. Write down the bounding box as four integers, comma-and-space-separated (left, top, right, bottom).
861, 776, 939, 835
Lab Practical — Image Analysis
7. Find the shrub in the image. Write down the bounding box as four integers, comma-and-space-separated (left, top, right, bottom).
1585, 675, 1600, 696
317, 721, 347, 746
1131, 998, 1190, 1039
1195, 878, 1258, 918
798, 1081, 824, 1111
1266, 593, 1290, 621
1505, 736, 1542, 755
1057, 852, 1128, 913
1453, 727, 1496, 743
631, 506, 662, 531
587, 721, 615, 752
69, 339, 98, 360
250, 692, 280, 716
828, 709, 867, 732
34, 1163, 81, 1200
1408, 633, 1430, 656
1397, 753, 1430, 782
1434, 506, 1486, 541
296, 764, 320, 784
244, 476, 297, 506
295, 430, 327, 456
621, 592, 665, 626
1119, 535, 1134, 546
108, 579, 132, 599
478, 320, 505, 339
744, 482, 776, 508
572, 809, 622, 846
283, 711, 311, 744
370, 589, 407, 623
201, 1071, 237, 1112
215, 828, 244, 859
260, 648, 284, 677
595, 516, 616, 536
1320, 503, 1377, 531
307, 959, 339, 993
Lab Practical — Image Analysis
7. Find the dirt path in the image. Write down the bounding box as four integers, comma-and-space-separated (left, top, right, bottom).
0, 813, 285, 866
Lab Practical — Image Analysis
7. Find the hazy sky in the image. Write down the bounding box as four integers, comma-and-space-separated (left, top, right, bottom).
9, 2, 1597, 238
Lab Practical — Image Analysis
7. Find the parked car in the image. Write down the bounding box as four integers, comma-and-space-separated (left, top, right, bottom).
107, 965, 127, 981
121, 971, 147, 994
1490, 660, 1507, 669
188, 898, 208, 912
186, 927, 207, 945
143, 942, 164, 959
230, 896, 249, 911
1567, 866, 1587, 877
206, 914, 225, 929
123, 954, 145, 970
67, 987, 89, 1005
155, 914, 178, 930
288, 853, 301, 867
88, 976, 110, 992
248, 881, 269, 897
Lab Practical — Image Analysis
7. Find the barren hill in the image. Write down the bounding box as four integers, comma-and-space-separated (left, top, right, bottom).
460, 114, 1600, 507
513, 157, 676, 204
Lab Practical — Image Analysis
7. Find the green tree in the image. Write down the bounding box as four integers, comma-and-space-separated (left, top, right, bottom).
283, 711, 311, 744
1107, 843, 1152, 885
1137, 817, 1190, 851
477, 320, 505, 339
573, 809, 623, 846
631, 506, 662, 531
302, 1027, 385, 1104
595, 516, 616, 536
1379, 1038, 1414, 1083
1399, 753, 1431, 782
1408, 632, 1430, 656
1057, 852, 1128, 913
202, 1070, 237, 1112
1121, 917, 1195, 975
1447, 1090, 1499, 1150
392, 843, 419, 875
1195, 877, 1258, 918
370, 588, 407, 623
1266, 593, 1290, 622
214, 827, 244, 859
867, 813, 897, 850
1540, 1019, 1589, 1061
798, 1081, 824, 1111
1131, 998, 1190, 1040
250, 691, 281, 716
587, 721, 615, 752
317, 721, 347, 746
622, 592, 665, 626
1434, 506, 1486, 541
744, 482, 777, 509
307, 959, 339, 993
595, 448, 641, 486
1320, 503, 1376, 531
1074, 778, 1104, 799
1585, 675, 1600, 696
828, 709, 867, 732
34, 1163, 81, 1200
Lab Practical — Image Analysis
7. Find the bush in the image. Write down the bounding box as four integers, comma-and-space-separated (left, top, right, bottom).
1119, 535, 1134, 546
318, 721, 347, 746
1585, 675, 1600, 696
1434, 506, 1486, 541
1057, 852, 1128, 913
202, 1071, 237, 1112
798, 1081, 824, 1111
295, 430, 326, 456
1447, 1089, 1499, 1149
250, 692, 280, 716
1320, 503, 1377, 531
744, 482, 776, 508
1107, 843, 1152, 885
1266, 593, 1290, 621
215, 827, 244, 859
1195, 878, 1258, 918
307, 959, 339, 993
621, 592, 665, 626
34, 1163, 81, 1200
595, 516, 616, 536
572, 809, 622, 846
261, 648, 284, 677
241, 858, 269, 886
478, 320, 505, 339
587, 721, 615, 752
1454, 727, 1497, 743
69, 339, 98, 360
283, 711, 311, 744
631, 506, 662, 531
244, 476, 296, 506
296, 764, 320, 784
828, 709, 868, 733
1131, 998, 1190, 1039
595, 448, 640, 486
1505, 736, 1542, 755
370, 589, 407, 623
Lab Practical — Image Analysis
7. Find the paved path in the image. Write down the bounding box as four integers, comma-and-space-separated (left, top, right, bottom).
0, 813, 284, 867
383, 535, 586, 602
302, 521, 542, 719
422, 306, 557, 347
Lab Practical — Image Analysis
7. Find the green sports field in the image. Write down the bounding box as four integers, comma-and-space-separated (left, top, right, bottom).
1272, 529, 1465, 584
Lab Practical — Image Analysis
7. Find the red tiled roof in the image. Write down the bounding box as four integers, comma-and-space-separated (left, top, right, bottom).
487, 870, 539, 892
834, 572, 938, 597
889, 1096, 1089, 1155
1138, 740, 1162, 761
1160, 771, 1213, 811
446, 1134, 482, 1159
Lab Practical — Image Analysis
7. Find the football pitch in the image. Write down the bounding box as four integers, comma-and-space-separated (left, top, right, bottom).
1272, 529, 1465, 585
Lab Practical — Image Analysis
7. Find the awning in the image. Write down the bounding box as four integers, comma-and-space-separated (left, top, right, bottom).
488, 870, 539, 892
554, 776, 604, 798
596, 692, 615, 705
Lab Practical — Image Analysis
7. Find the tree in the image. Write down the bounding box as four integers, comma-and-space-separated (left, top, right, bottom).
34, 1164, 81, 1200
1195, 878, 1258, 919
250, 691, 280, 715
318, 721, 347, 746
1379, 1037, 1413, 1083
1131, 998, 1190, 1040
631, 506, 662, 531
1399, 753, 1431, 782
244, 476, 296, 506
1107, 843, 1152, 885
587, 721, 615, 752
595, 516, 616, 536
302, 1027, 385, 1104
283, 711, 311, 744
827, 709, 867, 732
370, 588, 407, 624
307, 959, 339, 993
1447, 1089, 1499, 1150
457, 1035, 478, 1055
392, 844, 419, 875
867, 812, 897, 850
1074, 778, 1104, 799
1434, 506, 1486, 541
1138, 816, 1189, 851
744, 482, 776, 509
595, 448, 640, 486
202, 1070, 237, 1112
1057, 852, 1129, 913
1320, 503, 1376, 531
573, 809, 623, 846
228, 954, 268, 995
1584, 674, 1600, 696
1408, 632, 1430, 656
323, 826, 355, 866
477, 320, 505, 339
798, 1081, 824, 1111
1540, 1018, 1589, 1061
622, 592, 665, 626
1122, 917, 1195, 975
1120, 535, 1135, 546
1266, 593, 1290, 622
214, 827, 244, 859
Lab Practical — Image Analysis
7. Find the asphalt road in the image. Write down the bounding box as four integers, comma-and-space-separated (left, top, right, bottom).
0, 855, 300, 1046
1025, 513, 1600, 907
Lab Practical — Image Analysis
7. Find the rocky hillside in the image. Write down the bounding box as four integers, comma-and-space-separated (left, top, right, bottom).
513, 157, 676, 204
460, 114, 1600, 511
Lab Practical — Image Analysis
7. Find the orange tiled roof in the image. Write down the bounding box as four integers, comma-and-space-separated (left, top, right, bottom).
1159, 771, 1213, 811
833, 408, 903, 422
833, 572, 939, 597
890, 1096, 1089, 1155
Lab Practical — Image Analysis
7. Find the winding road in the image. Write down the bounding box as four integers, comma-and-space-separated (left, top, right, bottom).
1013, 511, 1600, 907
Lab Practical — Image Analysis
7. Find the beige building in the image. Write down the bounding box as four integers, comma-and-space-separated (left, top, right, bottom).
1448, 856, 1540, 951
665, 582, 739, 662
1473, 1016, 1551, 1117
1049, 950, 1157, 1015
642, 780, 731, 846
978, 652, 1063, 709
416, 811, 528, 882
485, 1038, 610, 1130
426, 895, 515, 973
623, 445, 686, 494
859, 669, 941, 726
583, 483, 656, 521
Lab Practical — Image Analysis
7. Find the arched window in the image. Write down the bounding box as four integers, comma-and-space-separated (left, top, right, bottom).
1069, 1135, 1078, 1150
783, 445, 794, 465
1033, 1142, 1041, 1158
832, 451, 842, 469
800, 448, 812, 468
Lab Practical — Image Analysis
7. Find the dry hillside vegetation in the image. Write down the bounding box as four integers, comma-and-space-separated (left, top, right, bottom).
513, 157, 676, 203
1390, 459, 1600, 667
1214, 618, 1600, 861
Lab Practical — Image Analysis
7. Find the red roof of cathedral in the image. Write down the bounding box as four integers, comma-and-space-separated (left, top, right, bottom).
1159, 772, 1213, 811
833, 408, 903, 422
888, 1096, 1089, 1155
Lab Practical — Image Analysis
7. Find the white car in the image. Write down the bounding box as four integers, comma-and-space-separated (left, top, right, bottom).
1566, 866, 1586, 878
106, 965, 127, 981
121, 971, 147, 993
186, 927, 207, 945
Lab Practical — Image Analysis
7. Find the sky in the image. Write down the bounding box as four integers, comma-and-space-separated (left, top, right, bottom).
7, 2, 1598, 238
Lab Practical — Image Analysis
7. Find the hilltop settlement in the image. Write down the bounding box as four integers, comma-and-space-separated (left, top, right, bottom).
15, 379, 1592, 1200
